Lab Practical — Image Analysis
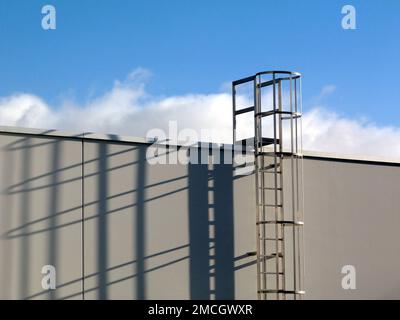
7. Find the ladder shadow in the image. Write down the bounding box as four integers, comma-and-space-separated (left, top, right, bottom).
188, 151, 235, 300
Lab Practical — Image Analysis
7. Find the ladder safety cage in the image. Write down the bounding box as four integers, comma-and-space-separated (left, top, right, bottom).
232, 71, 305, 300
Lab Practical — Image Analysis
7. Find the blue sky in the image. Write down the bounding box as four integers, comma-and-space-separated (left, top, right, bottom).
0, 0, 399, 128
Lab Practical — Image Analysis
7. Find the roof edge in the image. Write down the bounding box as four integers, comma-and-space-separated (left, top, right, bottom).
1, 125, 400, 165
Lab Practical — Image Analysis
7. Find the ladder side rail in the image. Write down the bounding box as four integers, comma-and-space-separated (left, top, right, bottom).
271, 73, 281, 299
253, 77, 262, 300
256, 75, 268, 300
277, 79, 286, 299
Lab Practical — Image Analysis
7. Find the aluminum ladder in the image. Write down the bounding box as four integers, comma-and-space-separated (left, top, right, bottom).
232, 71, 305, 300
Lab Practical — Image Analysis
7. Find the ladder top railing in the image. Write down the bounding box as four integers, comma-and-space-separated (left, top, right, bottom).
232, 70, 301, 86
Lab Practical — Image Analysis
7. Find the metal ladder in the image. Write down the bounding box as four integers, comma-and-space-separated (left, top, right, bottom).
232, 71, 305, 300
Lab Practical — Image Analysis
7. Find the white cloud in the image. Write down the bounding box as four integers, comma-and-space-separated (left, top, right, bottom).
0, 94, 52, 128
0, 69, 399, 159
302, 107, 400, 158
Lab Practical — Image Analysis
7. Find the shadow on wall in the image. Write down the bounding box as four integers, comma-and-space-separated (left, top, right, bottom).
188, 154, 235, 299
0, 135, 255, 300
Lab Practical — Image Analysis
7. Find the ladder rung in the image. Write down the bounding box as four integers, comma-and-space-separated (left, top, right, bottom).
259, 187, 282, 191
258, 290, 305, 295
259, 237, 284, 241
258, 204, 283, 208
262, 163, 281, 170
260, 151, 301, 157
259, 169, 282, 173
255, 110, 302, 118
257, 220, 304, 226
260, 272, 284, 275
282, 113, 302, 120
235, 106, 255, 115
259, 253, 283, 259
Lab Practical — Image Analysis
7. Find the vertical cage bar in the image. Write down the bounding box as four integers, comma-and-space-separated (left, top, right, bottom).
298, 77, 305, 299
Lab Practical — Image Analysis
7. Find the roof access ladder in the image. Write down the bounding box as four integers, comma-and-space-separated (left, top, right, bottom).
232, 71, 305, 300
